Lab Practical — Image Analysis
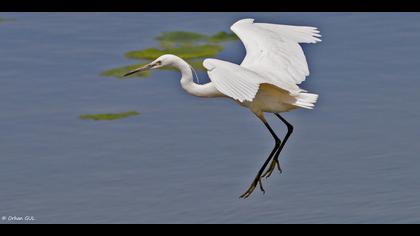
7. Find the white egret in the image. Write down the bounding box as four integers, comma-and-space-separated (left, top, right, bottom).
124, 18, 321, 198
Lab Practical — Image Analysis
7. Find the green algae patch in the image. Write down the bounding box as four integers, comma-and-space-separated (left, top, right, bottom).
101, 63, 151, 78
80, 111, 140, 121
209, 32, 239, 43
156, 31, 238, 44
156, 31, 208, 46
101, 30, 239, 79
0, 17, 11, 23
0, 17, 15, 23
125, 44, 224, 60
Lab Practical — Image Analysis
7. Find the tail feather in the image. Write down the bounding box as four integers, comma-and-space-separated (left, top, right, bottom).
294, 92, 318, 109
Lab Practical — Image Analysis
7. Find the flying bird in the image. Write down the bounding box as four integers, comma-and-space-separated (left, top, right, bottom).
124, 18, 321, 198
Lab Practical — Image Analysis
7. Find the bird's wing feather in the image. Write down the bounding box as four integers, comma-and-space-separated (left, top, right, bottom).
230, 18, 321, 85
203, 58, 299, 102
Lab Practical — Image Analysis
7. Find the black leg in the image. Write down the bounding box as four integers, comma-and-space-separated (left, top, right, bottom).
240, 121, 281, 199
262, 113, 294, 178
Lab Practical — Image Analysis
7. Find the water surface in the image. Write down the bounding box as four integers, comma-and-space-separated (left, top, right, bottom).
0, 13, 419, 223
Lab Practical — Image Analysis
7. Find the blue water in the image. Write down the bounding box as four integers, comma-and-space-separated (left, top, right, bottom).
0, 13, 419, 223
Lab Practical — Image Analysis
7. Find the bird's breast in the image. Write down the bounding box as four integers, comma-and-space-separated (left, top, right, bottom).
239, 84, 298, 114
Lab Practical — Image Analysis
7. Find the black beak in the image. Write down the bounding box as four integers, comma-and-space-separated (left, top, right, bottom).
123, 63, 155, 77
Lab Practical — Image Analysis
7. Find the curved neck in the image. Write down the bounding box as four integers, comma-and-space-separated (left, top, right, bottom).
172, 57, 194, 87
170, 56, 221, 98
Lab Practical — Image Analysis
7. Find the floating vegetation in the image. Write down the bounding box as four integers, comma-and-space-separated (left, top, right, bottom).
156, 31, 238, 46
208, 32, 239, 43
101, 30, 239, 79
156, 31, 207, 47
0, 17, 15, 23
79, 111, 140, 121
125, 44, 224, 60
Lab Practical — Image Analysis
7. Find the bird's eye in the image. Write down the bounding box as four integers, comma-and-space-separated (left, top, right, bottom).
156, 61, 162, 65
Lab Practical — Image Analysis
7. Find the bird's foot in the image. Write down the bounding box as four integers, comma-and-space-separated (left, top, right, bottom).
240, 175, 265, 199
262, 159, 282, 178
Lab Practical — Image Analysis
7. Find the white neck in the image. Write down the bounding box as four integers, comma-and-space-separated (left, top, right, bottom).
170, 56, 222, 98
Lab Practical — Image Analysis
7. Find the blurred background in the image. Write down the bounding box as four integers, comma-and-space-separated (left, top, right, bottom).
0, 13, 419, 223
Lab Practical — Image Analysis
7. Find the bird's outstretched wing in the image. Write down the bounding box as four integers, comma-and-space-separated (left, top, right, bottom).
204, 58, 307, 102
232, 18, 321, 86
203, 19, 321, 103
203, 19, 321, 102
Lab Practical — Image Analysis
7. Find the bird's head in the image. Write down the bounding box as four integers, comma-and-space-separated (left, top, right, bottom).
123, 54, 177, 77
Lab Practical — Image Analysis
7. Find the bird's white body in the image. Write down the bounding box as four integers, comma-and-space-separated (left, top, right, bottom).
143, 18, 321, 121
125, 18, 322, 198
240, 84, 298, 115
174, 56, 299, 118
